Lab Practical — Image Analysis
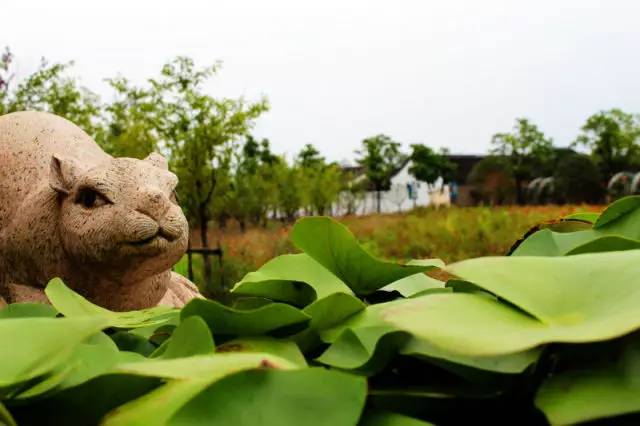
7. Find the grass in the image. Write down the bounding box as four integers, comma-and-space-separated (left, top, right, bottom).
178, 204, 603, 295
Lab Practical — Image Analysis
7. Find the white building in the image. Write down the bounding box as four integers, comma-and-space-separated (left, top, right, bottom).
336, 159, 451, 215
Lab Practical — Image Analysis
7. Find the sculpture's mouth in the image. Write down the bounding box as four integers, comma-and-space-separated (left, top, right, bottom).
130, 234, 163, 247
128, 225, 181, 247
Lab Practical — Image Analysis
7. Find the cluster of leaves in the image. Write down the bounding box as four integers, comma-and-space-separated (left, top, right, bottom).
4, 197, 640, 424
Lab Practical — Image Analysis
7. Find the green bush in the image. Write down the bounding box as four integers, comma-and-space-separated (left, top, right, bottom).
3, 197, 640, 425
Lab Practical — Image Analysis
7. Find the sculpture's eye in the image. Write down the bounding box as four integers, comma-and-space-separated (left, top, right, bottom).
76, 188, 109, 209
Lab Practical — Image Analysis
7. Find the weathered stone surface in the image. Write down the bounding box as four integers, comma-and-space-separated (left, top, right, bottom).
0, 111, 201, 310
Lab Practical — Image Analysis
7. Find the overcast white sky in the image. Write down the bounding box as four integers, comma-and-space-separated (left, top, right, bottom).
3, 0, 640, 163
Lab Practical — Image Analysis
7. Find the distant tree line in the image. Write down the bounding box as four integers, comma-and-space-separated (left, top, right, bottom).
469, 112, 640, 205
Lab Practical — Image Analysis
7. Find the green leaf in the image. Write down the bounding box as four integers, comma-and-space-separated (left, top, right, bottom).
536, 334, 640, 425
153, 316, 215, 359
385, 250, 640, 357
565, 235, 640, 255
303, 292, 366, 330
0, 316, 108, 387
15, 332, 121, 399
169, 368, 367, 426
111, 331, 157, 357
103, 380, 211, 426
0, 303, 58, 319
181, 298, 310, 336
103, 353, 297, 426
115, 353, 296, 380
359, 410, 434, 426
0, 403, 16, 426
217, 336, 307, 366
318, 300, 539, 373
513, 196, 640, 256
563, 211, 600, 223
291, 217, 432, 295
381, 274, 445, 298
45, 278, 178, 328
593, 195, 640, 228
232, 253, 353, 305
510, 228, 596, 256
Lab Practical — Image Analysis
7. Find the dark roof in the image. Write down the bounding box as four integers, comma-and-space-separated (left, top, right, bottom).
446, 154, 486, 183
341, 154, 486, 185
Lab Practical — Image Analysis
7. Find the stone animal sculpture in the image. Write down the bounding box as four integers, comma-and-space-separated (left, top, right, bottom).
0, 111, 201, 310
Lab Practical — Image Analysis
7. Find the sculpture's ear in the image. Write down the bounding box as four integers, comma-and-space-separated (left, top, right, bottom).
49, 155, 81, 194
144, 152, 168, 170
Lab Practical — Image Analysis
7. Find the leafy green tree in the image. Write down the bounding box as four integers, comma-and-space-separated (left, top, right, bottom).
274, 161, 303, 222
0, 48, 102, 137
297, 143, 324, 169
356, 134, 402, 213
409, 144, 456, 186
295, 144, 341, 216
491, 118, 554, 204
468, 156, 516, 205
148, 57, 268, 294
0, 47, 14, 115
553, 153, 604, 204
573, 109, 640, 180
98, 77, 160, 158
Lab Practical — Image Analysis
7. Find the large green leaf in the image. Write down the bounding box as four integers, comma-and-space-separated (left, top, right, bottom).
103, 353, 297, 426
15, 332, 121, 399
152, 316, 214, 359
0, 316, 108, 387
217, 336, 307, 366
380, 273, 445, 298
317, 300, 540, 373
303, 292, 366, 330
231, 253, 353, 305
115, 353, 295, 380
45, 279, 178, 328
181, 298, 310, 336
513, 196, 640, 256
0, 303, 58, 319
449, 250, 640, 329
385, 250, 640, 357
291, 217, 433, 295
535, 334, 640, 425
0, 403, 16, 426
169, 368, 367, 426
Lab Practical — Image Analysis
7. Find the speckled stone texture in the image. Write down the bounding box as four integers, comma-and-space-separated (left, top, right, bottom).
0, 111, 202, 310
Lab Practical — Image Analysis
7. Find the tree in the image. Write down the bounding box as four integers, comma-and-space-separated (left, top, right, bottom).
491, 118, 554, 204
0, 48, 102, 137
356, 134, 403, 213
553, 153, 604, 204
297, 143, 324, 169
0, 47, 14, 115
468, 156, 516, 205
409, 144, 456, 186
148, 57, 268, 295
98, 77, 160, 158
573, 109, 640, 180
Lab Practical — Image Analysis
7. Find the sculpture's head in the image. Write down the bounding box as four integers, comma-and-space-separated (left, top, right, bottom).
49, 152, 188, 282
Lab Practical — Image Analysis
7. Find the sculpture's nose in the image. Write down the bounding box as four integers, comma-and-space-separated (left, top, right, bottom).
136, 190, 170, 220
135, 189, 186, 242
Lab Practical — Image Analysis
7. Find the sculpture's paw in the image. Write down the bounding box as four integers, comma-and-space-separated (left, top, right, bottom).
159, 272, 203, 308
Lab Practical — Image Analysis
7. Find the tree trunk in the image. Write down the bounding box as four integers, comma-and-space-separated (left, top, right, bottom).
198, 203, 213, 294
187, 236, 194, 282
515, 177, 524, 205
376, 190, 382, 213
